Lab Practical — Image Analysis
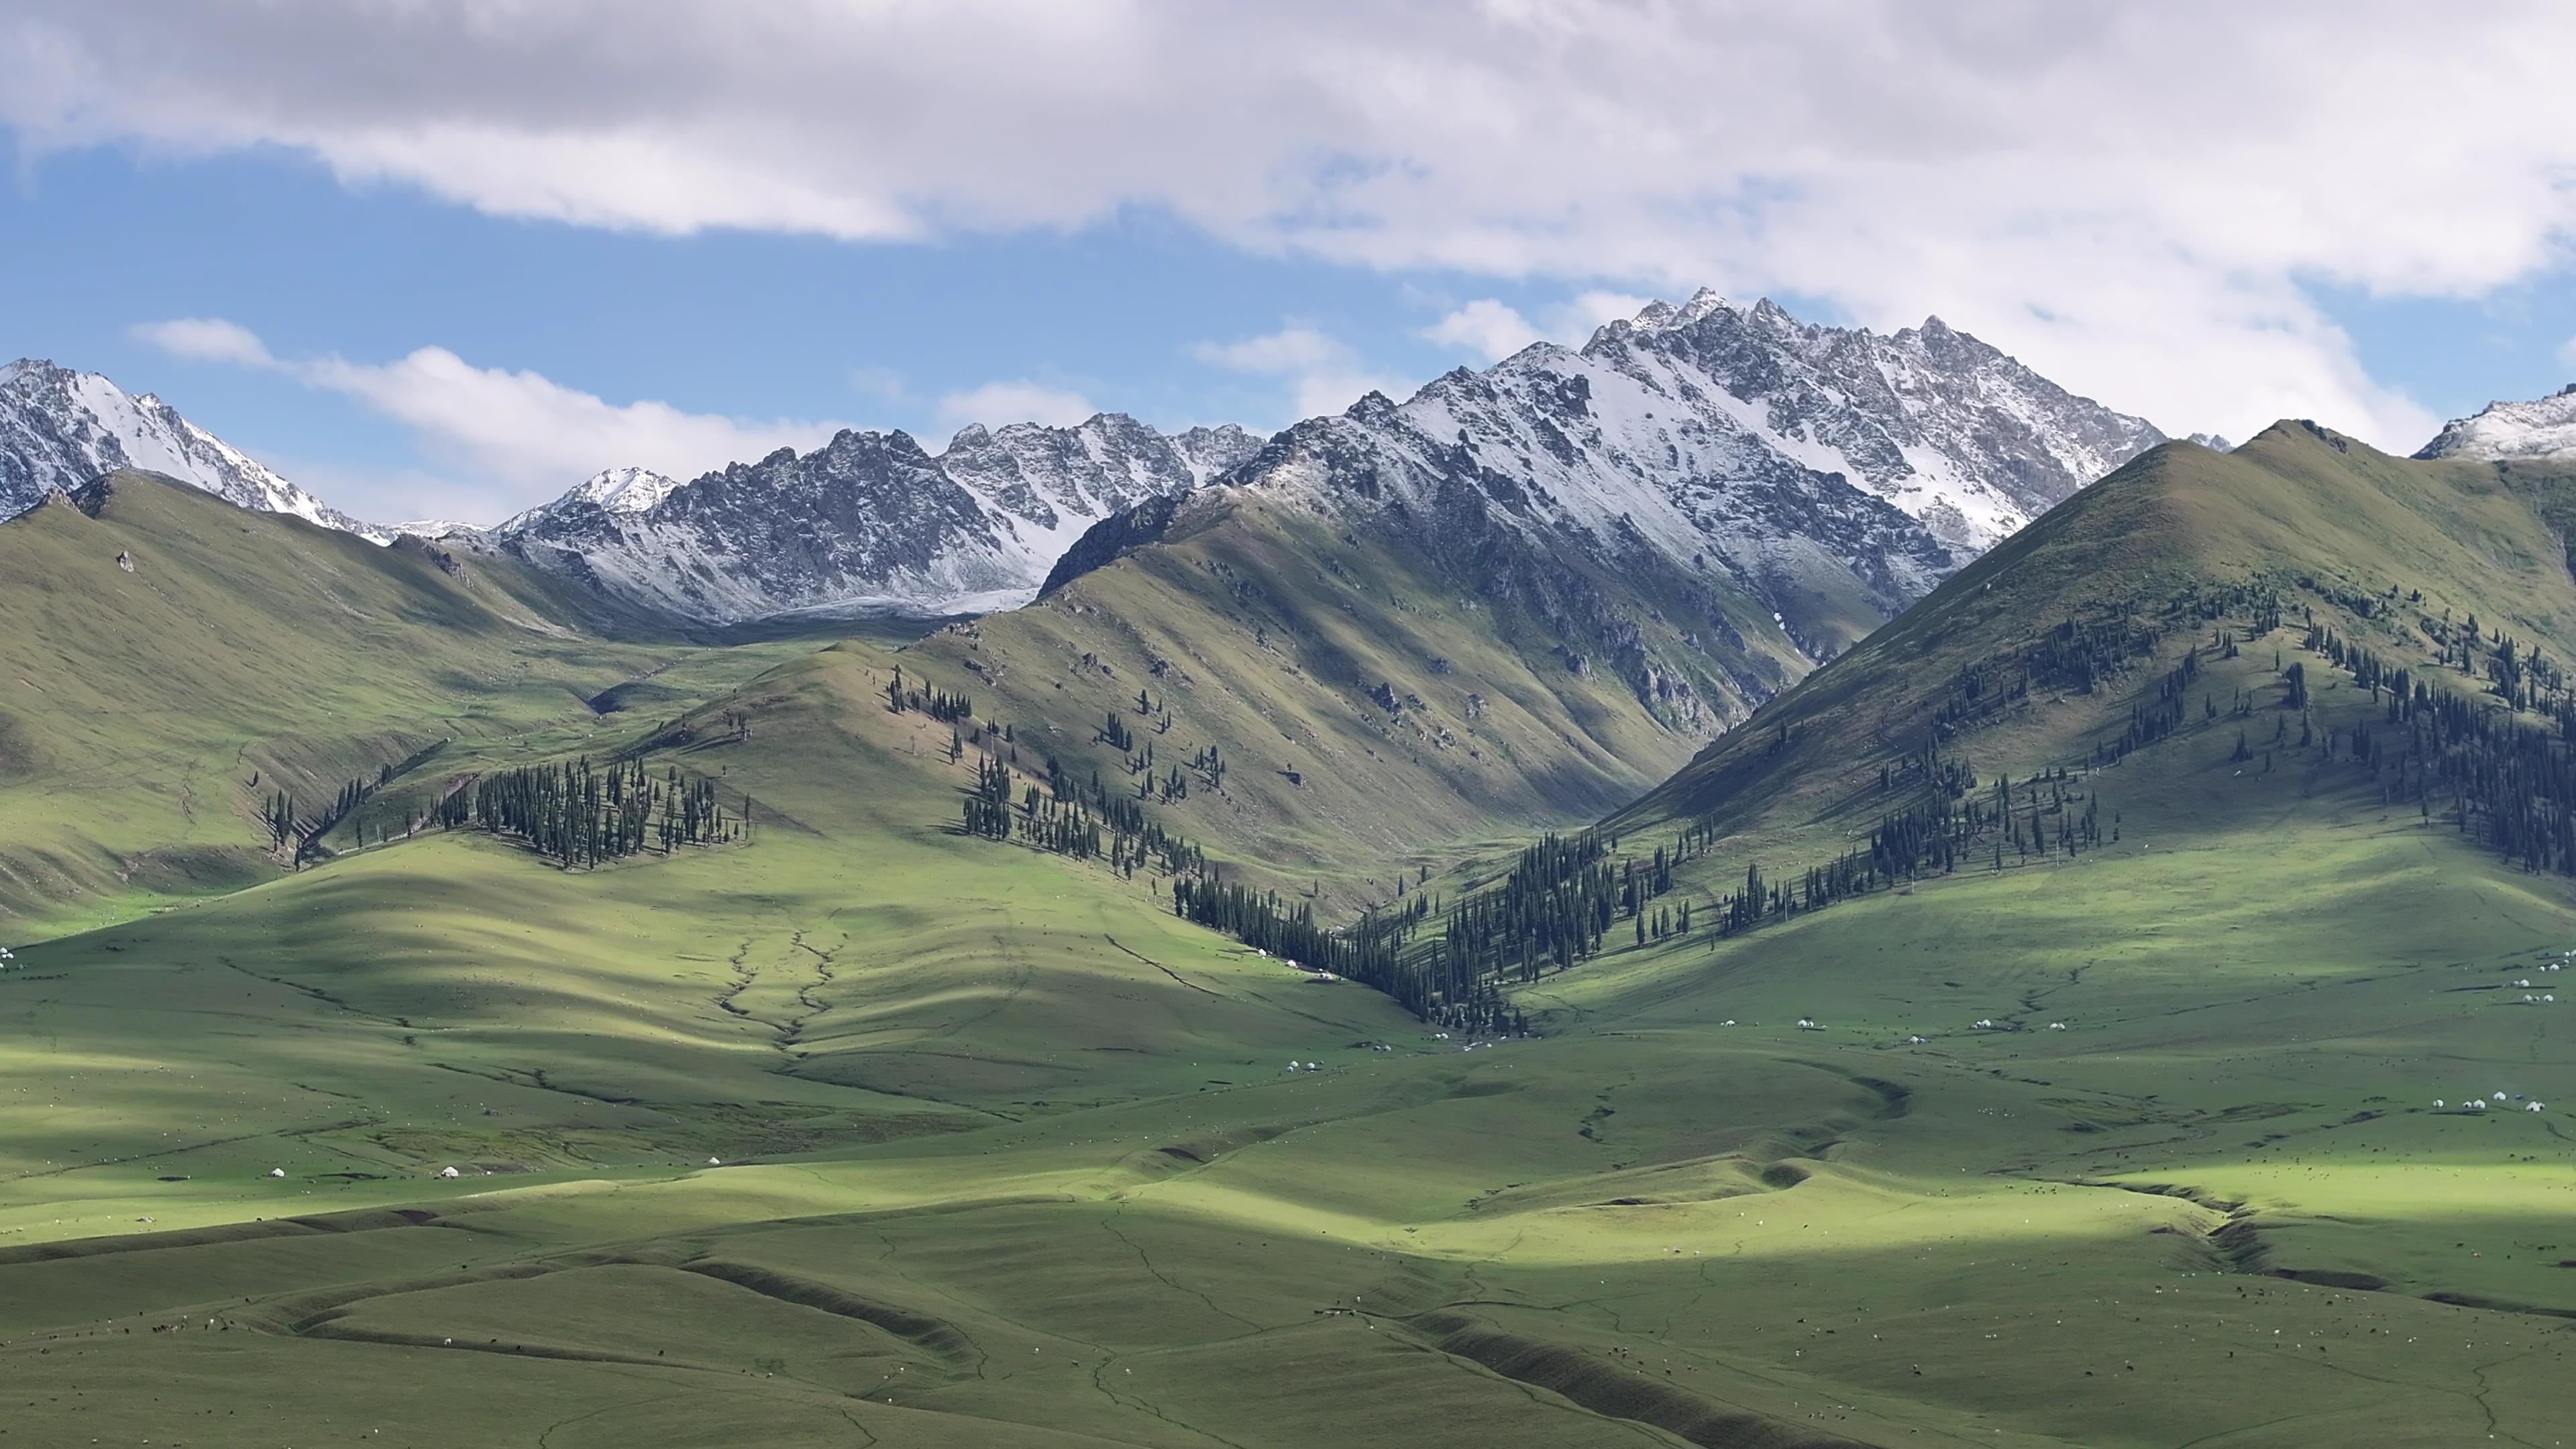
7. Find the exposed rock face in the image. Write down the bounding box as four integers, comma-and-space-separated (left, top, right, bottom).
0, 358, 381, 537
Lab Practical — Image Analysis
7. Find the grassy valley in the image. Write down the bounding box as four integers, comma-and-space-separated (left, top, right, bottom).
1, 433, 2575, 1445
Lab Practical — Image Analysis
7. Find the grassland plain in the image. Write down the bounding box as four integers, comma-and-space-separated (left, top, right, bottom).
3, 434, 2576, 1444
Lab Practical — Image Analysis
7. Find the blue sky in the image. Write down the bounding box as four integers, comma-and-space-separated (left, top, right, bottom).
5, 4, 2575, 523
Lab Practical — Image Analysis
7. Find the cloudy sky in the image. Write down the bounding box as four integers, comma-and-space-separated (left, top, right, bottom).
5, 1, 2576, 523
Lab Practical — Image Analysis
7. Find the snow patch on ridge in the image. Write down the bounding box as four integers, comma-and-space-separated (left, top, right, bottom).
2416, 384, 2576, 463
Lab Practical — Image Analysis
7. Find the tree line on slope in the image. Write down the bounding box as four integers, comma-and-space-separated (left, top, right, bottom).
427, 757, 749, 868
2307, 621, 2576, 875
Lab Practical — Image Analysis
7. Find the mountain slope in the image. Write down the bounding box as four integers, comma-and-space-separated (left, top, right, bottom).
1604, 421, 2576, 861
0, 358, 380, 537
877, 303, 2152, 893
0, 470, 808, 928
1417, 421, 2576, 1359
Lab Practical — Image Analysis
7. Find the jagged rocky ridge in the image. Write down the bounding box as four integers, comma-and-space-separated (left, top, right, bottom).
0, 358, 380, 537
1049, 292, 2164, 651
479, 416, 1263, 621
2416, 384, 2576, 462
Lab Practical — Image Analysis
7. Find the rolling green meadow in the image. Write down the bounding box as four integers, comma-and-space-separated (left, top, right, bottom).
4, 435, 2576, 1446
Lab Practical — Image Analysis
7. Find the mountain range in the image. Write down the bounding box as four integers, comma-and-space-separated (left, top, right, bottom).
472, 414, 1263, 621
452, 292, 2171, 626
3, 294, 2169, 627
12, 313, 2575, 644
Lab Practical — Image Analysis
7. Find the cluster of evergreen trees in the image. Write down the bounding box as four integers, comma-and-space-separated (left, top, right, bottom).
1436, 835, 1647, 984
1165, 875, 1520, 1028
433, 757, 746, 868
1175, 878, 1399, 984
1700, 767, 2106, 938
2411, 610, 2565, 718
2306, 622, 2576, 874
258, 739, 451, 866
2098, 650, 2200, 765
961, 753, 1204, 878
1362, 833, 1680, 1029
885, 665, 971, 723
261, 790, 298, 851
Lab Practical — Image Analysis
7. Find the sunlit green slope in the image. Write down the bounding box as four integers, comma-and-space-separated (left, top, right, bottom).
5, 430, 2576, 1447
899, 482, 1819, 904
1611, 422, 2576, 852
0, 471, 820, 930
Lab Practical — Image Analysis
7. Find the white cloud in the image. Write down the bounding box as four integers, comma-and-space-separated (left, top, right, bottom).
1560, 292, 1656, 335
302, 347, 838, 496
1191, 325, 1404, 423
133, 317, 842, 517
934, 380, 1098, 431
1421, 300, 1540, 362
1191, 327, 1347, 376
33, 5, 2576, 445
128, 317, 275, 368
1420, 292, 1666, 362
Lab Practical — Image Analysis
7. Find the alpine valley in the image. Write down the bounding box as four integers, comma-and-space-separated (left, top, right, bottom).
6, 290, 2576, 1449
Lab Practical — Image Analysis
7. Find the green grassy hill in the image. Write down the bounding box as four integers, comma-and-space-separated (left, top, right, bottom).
0, 471, 873, 932
1612, 421, 2576, 851
899, 480, 1821, 907
3, 434, 2576, 1446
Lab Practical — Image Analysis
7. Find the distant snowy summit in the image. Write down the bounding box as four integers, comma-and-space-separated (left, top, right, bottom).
2415, 384, 2576, 462
0, 358, 383, 538
483, 417, 1264, 621
1569, 291, 2165, 552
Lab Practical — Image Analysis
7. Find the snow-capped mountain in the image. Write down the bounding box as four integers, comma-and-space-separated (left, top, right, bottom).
0, 358, 382, 538
8, 294, 2157, 636
490, 415, 1262, 621
2414, 384, 2576, 462
1578, 292, 2162, 551
1053, 293, 2159, 634
555, 466, 686, 516
493, 292, 2153, 627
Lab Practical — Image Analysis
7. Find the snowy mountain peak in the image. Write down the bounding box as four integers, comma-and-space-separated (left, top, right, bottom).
1562, 296, 2163, 551
0, 358, 384, 539
568, 466, 684, 514
2415, 384, 2576, 462
1040, 291, 2168, 678
1676, 288, 1734, 327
